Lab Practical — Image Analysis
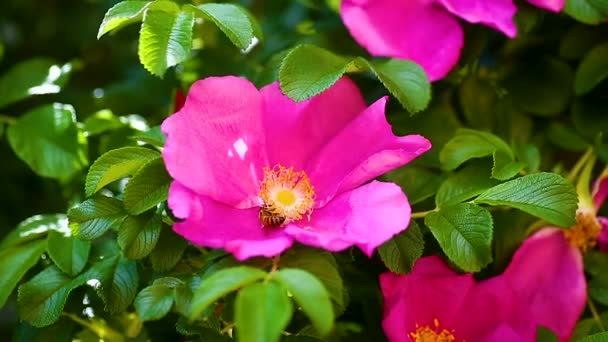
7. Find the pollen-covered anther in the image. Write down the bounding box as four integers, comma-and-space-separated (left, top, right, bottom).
258, 165, 315, 226
409, 318, 458, 342
564, 209, 602, 253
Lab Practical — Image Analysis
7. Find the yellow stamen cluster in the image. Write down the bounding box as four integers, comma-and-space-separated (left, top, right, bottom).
409, 319, 458, 342
258, 165, 315, 226
564, 209, 602, 253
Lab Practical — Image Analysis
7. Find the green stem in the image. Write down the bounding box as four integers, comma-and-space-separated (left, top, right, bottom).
410, 209, 436, 219
270, 255, 280, 273
567, 147, 593, 183
588, 297, 606, 331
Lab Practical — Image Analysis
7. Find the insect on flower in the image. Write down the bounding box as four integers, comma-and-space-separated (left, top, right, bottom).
259, 204, 286, 227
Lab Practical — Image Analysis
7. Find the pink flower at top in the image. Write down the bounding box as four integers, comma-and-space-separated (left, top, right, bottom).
340, 0, 565, 81
161, 76, 431, 260
381, 229, 585, 342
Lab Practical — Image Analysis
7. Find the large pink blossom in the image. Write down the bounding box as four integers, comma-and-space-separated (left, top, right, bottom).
381, 229, 585, 342
161, 76, 431, 260
340, 0, 565, 81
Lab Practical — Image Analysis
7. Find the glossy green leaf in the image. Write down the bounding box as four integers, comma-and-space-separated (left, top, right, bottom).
0, 214, 67, 249
138, 6, 194, 77
578, 332, 608, 342
118, 214, 162, 260
82, 109, 124, 136
18, 266, 87, 327
7, 103, 87, 179
491, 149, 525, 181
575, 42, 608, 95
190, 266, 267, 319
150, 227, 188, 272
187, 3, 258, 49
475, 173, 578, 227
439, 128, 513, 171
129, 125, 166, 147
68, 196, 127, 240
436, 161, 500, 207
89, 256, 138, 314
97, 0, 150, 38
85, 146, 160, 197
537, 326, 558, 342
425, 203, 493, 272
124, 158, 171, 215
565, 0, 608, 25
377, 221, 424, 274
235, 281, 293, 342
273, 269, 334, 336
362, 58, 431, 114
47, 230, 90, 277
0, 59, 71, 108
134, 284, 174, 321
279, 44, 352, 102
0, 240, 46, 308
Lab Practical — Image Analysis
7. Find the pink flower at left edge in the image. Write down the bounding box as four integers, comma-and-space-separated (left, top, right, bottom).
161, 76, 431, 260
340, 0, 565, 81
381, 229, 585, 342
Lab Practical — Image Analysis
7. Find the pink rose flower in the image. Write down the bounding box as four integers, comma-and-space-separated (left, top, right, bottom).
340, 0, 565, 81
591, 171, 608, 250
380, 229, 585, 341
161, 76, 431, 260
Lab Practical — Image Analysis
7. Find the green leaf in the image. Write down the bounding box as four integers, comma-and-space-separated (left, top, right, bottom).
565, 0, 608, 25
18, 266, 87, 327
124, 158, 171, 215
279, 44, 352, 102
384, 167, 444, 205
89, 256, 138, 314
273, 269, 334, 336
190, 266, 267, 319
439, 128, 513, 171
578, 332, 608, 342
436, 160, 500, 207
362, 58, 431, 114
474, 173, 578, 227
118, 214, 162, 260
0, 59, 71, 108
82, 109, 124, 136
377, 221, 424, 274
425, 203, 493, 272
491, 149, 525, 181
85, 146, 160, 197
150, 227, 188, 272
129, 125, 166, 147
134, 284, 174, 321
7, 103, 87, 180
47, 230, 90, 277
280, 248, 345, 315
138, 6, 194, 77
0, 214, 67, 249
546, 122, 589, 151
502, 58, 573, 116
0, 240, 46, 308
187, 3, 258, 49
537, 326, 558, 342
97, 0, 151, 39
575, 42, 608, 95
68, 196, 127, 240
235, 281, 293, 342
459, 75, 496, 130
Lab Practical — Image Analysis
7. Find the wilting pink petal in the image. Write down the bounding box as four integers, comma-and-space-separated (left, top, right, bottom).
162, 77, 268, 208
437, 0, 517, 37
284, 181, 410, 256
526, 0, 564, 12
501, 228, 586, 341
598, 217, 608, 251
380, 256, 476, 342
306, 97, 431, 206
169, 182, 293, 260
259, 78, 366, 171
340, 0, 464, 81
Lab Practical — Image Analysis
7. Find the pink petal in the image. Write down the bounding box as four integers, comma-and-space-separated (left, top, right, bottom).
306, 97, 431, 206
260, 77, 367, 170
380, 256, 475, 342
162, 76, 268, 208
501, 228, 586, 341
480, 324, 525, 342
592, 172, 608, 209
597, 217, 608, 252
437, 0, 517, 37
168, 182, 293, 260
284, 181, 410, 256
526, 0, 564, 12
340, 0, 464, 81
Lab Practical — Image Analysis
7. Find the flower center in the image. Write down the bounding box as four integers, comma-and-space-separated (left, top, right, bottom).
564, 209, 602, 253
258, 165, 315, 227
409, 319, 458, 342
